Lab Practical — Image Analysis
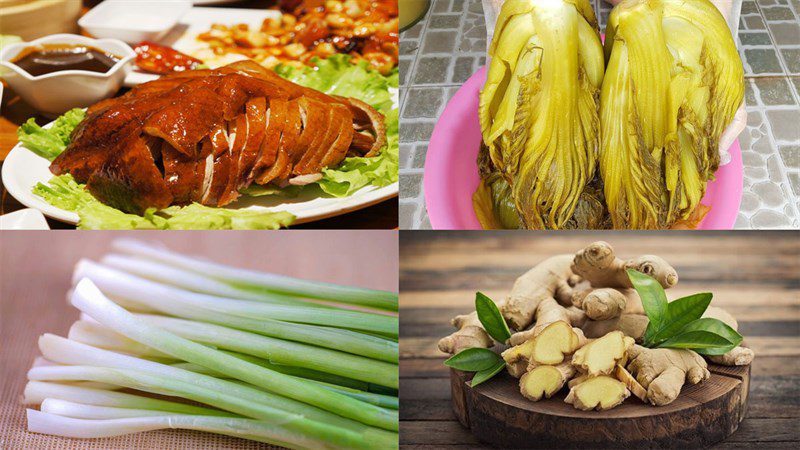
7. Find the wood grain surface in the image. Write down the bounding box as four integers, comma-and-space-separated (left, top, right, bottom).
0, 0, 397, 229
0, 230, 398, 449
399, 231, 800, 449
450, 365, 749, 448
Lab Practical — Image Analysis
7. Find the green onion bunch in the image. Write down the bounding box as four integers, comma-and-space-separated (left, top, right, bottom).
23, 240, 399, 450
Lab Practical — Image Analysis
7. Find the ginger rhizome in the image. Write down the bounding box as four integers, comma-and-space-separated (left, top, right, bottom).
438, 241, 753, 412
572, 241, 678, 289
572, 287, 644, 320
614, 364, 647, 402
565, 375, 630, 411
502, 320, 586, 377
438, 311, 494, 354
702, 306, 755, 366
520, 363, 576, 401
626, 345, 710, 406
571, 331, 634, 376
502, 254, 578, 330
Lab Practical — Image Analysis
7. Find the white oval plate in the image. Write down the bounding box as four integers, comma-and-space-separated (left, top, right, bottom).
2, 121, 397, 228
123, 7, 280, 87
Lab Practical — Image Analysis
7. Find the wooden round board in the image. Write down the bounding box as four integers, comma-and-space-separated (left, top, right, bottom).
450, 363, 750, 448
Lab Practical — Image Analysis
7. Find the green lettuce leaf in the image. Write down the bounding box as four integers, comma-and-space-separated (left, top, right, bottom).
33, 174, 294, 230
276, 54, 396, 113
32, 174, 162, 229
157, 203, 295, 230
17, 108, 86, 161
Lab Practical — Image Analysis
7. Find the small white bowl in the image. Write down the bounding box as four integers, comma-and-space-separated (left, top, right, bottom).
0, 34, 135, 116
0, 208, 50, 230
79, 0, 192, 44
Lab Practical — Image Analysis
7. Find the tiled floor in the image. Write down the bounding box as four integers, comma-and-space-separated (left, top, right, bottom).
399, 0, 800, 229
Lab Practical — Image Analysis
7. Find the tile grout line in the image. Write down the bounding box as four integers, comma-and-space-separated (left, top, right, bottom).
399, 0, 436, 212
411, 0, 461, 227
406, 0, 438, 228
739, 3, 798, 77
399, 0, 434, 121
746, 0, 800, 216
755, 1, 800, 104
413, 0, 476, 228
747, 80, 800, 225
787, 0, 800, 108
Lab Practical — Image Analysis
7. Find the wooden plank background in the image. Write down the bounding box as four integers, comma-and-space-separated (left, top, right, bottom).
0, 231, 397, 449
399, 231, 800, 449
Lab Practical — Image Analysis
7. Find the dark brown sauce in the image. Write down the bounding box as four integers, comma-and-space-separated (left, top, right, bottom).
11, 44, 120, 77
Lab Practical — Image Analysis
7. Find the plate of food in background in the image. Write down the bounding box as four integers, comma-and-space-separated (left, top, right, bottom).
107, 0, 399, 85
1, 0, 399, 229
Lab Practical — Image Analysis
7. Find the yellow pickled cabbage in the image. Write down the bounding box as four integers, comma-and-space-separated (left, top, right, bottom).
477, 0, 604, 229
601, 0, 744, 229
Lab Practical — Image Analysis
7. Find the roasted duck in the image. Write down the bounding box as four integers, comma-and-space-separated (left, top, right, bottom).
51, 60, 386, 214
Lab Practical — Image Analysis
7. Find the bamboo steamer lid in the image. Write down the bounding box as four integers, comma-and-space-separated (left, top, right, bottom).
0, 0, 82, 41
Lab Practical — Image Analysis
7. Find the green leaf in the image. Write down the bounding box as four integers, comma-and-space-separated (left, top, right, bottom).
470, 360, 506, 387
657, 330, 736, 353
659, 318, 743, 355
444, 348, 502, 372
276, 55, 395, 113
158, 204, 295, 230
33, 175, 295, 230
17, 108, 86, 161
475, 292, 511, 343
648, 292, 713, 346
627, 269, 668, 346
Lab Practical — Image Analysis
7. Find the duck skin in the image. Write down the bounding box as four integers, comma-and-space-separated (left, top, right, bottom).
50, 60, 386, 214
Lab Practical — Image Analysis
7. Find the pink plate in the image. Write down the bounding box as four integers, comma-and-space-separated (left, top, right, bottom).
424, 66, 743, 230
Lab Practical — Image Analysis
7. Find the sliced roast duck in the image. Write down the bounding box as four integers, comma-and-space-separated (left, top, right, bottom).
50, 60, 386, 214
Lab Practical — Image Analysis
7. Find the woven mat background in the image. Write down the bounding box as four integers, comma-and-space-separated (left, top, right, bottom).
0, 231, 398, 449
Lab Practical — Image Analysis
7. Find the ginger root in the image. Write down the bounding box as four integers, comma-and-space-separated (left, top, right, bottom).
572, 241, 678, 289
581, 305, 754, 367
614, 364, 647, 402
529, 321, 588, 366
707, 347, 755, 366
626, 345, 710, 406
571, 331, 634, 376
438, 241, 753, 413
532, 298, 587, 335
567, 374, 589, 389
519, 363, 576, 401
572, 288, 626, 321
582, 314, 650, 340
508, 329, 536, 347
509, 304, 586, 346
438, 311, 493, 355
502, 320, 586, 368
702, 306, 754, 366
501, 255, 576, 330
565, 376, 630, 411
506, 360, 528, 378
573, 286, 645, 321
